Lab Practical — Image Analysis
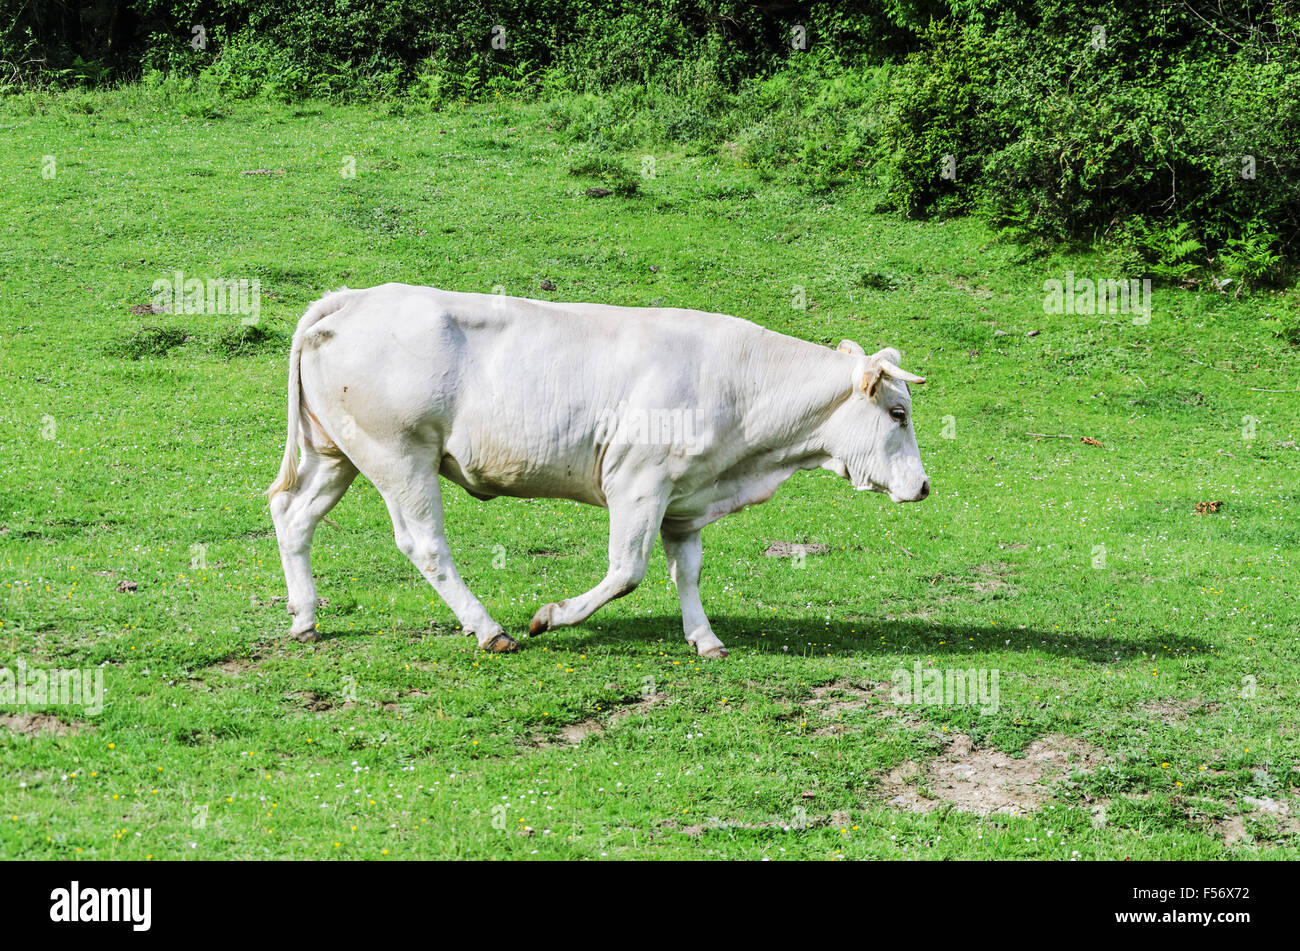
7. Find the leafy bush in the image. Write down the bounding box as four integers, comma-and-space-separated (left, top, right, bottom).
113, 325, 189, 360
735, 52, 892, 193
875, 2, 1300, 284
214, 322, 284, 357
568, 152, 641, 197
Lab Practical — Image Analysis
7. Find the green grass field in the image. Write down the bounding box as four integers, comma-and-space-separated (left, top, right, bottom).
1, 86, 1297, 859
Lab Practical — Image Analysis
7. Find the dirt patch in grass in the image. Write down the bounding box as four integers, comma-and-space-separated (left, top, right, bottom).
1, 713, 88, 736
809, 678, 879, 705
876, 732, 1105, 816
665, 808, 855, 837
803, 678, 891, 734
533, 692, 668, 746
1210, 797, 1300, 846
287, 689, 361, 713
380, 689, 430, 713
214, 659, 256, 676
967, 562, 1017, 594
202, 652, 267, 677
1138, 698, 1219, 725
946, 276, 993, 299
928, 562, 1018, 598
764, 540, 829, 558
286, 689, 358, 713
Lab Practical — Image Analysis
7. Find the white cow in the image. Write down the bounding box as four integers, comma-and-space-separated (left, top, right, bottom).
267, 284, 929, 657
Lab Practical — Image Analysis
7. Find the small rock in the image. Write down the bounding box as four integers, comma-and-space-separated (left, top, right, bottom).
539, 280, 556, 291
1243, 796, 1287, 815
1026, 329, 1041, 337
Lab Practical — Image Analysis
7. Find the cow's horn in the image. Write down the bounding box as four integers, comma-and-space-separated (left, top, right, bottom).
879, 360, 926, 384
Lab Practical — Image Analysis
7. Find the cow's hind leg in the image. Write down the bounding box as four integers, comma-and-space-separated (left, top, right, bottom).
530, 486, 669, 635
270, 450, 358, 641
661, 527, 727, 659
372, 457, 516, 653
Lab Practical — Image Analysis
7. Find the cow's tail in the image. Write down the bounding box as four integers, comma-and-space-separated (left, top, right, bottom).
266, 288, 354, 500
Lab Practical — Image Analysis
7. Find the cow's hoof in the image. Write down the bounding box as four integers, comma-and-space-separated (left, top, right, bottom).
528, 603, 556, 637
292, 627, 321, 643
482, 632, 520, 653
698, 644, 729, 659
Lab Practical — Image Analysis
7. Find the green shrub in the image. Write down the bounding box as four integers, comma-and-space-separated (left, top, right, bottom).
214, 322, 284, 358
568, 152, 640, 197
113, 325, 189, 360
875, 3, 1300, 283
878, 20, 997, 218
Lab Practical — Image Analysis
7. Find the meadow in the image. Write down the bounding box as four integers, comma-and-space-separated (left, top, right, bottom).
0, 86, 1296, 859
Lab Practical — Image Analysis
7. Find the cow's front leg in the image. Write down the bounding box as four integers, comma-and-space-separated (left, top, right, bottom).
661, 527, 727, 658
529, 485, 669, 635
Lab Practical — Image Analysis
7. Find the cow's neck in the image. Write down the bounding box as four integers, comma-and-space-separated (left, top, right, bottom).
736, 334, 850, 467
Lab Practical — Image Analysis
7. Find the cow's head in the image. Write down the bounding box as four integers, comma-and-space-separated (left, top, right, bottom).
820, 340, 930, 503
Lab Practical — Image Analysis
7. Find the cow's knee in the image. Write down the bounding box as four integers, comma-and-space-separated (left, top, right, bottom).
271, 492, 307, 543
607, 559, 649, 598
397, 533, 447, 580
415, 547, 447, 581
270, 490, 293, 524
393, 529, 416, 560
610, 576, 640, 599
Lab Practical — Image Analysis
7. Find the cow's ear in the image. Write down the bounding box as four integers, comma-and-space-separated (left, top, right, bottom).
837, 339, 866, 356
858, 362, 884, 398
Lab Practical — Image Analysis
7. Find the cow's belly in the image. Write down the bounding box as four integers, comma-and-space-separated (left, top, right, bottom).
663, 459, 805, 532
439, 435, 607, 506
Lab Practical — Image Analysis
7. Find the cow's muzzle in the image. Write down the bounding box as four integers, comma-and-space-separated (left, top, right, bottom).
890, 480, 930, 503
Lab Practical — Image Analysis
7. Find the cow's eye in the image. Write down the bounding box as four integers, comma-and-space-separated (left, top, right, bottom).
889, 407, 908, 424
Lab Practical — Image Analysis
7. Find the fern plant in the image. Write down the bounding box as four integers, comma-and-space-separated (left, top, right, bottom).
1127, 220, 1206, 285
1219, 224, 1282, 293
